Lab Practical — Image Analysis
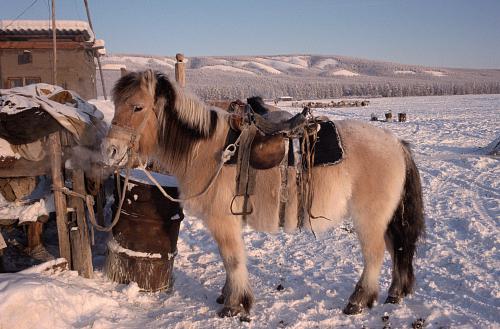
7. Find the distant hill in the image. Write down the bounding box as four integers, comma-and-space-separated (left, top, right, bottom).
98, 54, 500, 100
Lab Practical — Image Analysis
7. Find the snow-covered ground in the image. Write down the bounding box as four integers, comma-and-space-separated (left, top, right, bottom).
0, 94, 499, 328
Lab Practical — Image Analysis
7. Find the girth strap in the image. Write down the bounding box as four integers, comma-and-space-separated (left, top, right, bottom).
232, 124, 258, 216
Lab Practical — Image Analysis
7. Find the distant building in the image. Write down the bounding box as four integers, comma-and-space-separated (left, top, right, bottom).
278, 96, 293, 101
0, 20, 105, 99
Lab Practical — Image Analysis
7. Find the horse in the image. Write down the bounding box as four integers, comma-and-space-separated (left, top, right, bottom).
101, 70, 425, 319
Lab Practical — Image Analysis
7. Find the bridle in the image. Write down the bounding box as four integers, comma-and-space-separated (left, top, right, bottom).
92, 103, 156, 232
94, 99, 238, 232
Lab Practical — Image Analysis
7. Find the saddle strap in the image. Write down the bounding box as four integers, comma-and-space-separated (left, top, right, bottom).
278, 140, 289, 227
233, 125, 258, 216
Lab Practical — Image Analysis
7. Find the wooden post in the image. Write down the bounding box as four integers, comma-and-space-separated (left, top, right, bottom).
51, 0, 57, 85
175, 53, 185, 88
69, 168, 93, 278
48, 132, 71, 267
84, 0, 107, 100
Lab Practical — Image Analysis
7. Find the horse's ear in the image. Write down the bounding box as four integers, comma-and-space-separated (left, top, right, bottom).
120, 67, 128, 77
142, 69, 157, 96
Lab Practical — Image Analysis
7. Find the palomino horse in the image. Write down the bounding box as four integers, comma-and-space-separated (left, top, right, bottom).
101, 70, 425, 319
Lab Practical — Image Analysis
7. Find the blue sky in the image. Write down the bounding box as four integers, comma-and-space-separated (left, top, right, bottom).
1, 0, 499, 68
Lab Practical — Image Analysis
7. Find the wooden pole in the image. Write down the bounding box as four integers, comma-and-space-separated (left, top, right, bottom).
48, 132, 71, 267
83, 0, 107, 100
69, 168, 93, 278
51, 0, 57, 85
175, 53, 185, 88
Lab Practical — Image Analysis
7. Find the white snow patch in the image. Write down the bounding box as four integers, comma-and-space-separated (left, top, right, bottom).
105, 55, 175, 69
254, 57, 305, 71
101, 63, 126, 70
271, 55, 310, 67
331, 69, 359, 76
246, 61, 282, 74
394, 70, 416, 74
0, 193, 54, 224
87, 99, 114, 127
120, 169, 179, 187
107, 237, 162, 259
199, 65, 256, 75
0, 138, 19, 158
315, 58, 339, 69
424, 70, 446, 77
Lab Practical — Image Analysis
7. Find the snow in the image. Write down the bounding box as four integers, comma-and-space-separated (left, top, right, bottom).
271, 56, 310, 68
101, 63, 127, 70
314, 58, 339, 69
1, 94, 499, 328
88, 99, 114, 127
246, 62, 282, 74
253, 57, 306, 71
0, 177, 55, 224
199, 65, 256, 75
0, 138, 18, 158
120, 169, 179, 187
331, 69, 359, 76
107, 237, 162, 259
395, 70, 416, 74
0, 20, 94, 41
424, 70, 447, 77
105, 55, 175, 69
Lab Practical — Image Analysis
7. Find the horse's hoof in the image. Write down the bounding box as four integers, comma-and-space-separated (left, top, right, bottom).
384, 295, 401, 304
217, 306, 241, 318
239, 314, 251, 322
217, 306, 251, 321
343, 302, 363, 315
216, 294, 225, 304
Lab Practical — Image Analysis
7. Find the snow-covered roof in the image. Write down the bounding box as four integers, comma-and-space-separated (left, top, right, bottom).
0, 20, 94, 41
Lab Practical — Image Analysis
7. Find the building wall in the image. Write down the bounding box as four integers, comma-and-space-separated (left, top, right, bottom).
0, 48, 97, 99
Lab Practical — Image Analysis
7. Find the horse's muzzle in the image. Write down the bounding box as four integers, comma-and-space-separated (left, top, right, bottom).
100, 125, 136, 168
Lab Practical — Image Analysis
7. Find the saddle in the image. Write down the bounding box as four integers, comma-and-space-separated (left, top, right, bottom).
227, 99, 312, 170
223, 97, 344, 223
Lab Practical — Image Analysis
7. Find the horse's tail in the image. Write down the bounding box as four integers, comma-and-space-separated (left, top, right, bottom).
385, 141, 425, 297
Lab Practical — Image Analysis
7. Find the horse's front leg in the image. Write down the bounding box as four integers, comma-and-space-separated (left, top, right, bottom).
205, 215, 254, 320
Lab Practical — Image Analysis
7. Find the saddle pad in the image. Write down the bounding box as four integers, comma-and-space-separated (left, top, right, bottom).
309, 120, 344, 166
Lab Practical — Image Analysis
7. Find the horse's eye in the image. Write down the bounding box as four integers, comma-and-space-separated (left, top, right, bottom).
133, 105, 144, 112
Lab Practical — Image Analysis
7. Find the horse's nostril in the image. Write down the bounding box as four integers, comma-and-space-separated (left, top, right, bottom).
109, 146, 118, 159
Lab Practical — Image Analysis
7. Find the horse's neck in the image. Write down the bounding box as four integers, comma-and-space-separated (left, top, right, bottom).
166, 112, 229, 194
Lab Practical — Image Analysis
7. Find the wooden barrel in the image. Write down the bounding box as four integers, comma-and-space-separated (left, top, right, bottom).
104, 171, 183, 292
398, 112, 407, 122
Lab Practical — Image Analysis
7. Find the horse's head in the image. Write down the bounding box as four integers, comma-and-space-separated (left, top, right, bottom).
102, 69, 219, 172
101, 70, 165, 168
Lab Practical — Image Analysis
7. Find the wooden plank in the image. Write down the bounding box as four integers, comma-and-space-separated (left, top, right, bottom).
47, 132, 72, 267
0, 156, 50, 177
27, 222, 44, 251
0, 41, 85, 50
69, 168, 93, 278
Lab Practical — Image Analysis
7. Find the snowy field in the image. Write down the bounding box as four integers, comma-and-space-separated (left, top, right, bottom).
0, 94, 499, 328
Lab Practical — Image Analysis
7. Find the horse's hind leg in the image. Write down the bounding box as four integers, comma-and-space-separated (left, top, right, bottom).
205, 215, 254, 319
343, 222, 386, 315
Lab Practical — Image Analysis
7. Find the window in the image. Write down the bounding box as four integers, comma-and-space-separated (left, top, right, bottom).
6, 77, 42, 88
7, 78, 23, 88
25, 77, 41, 85
18, 50, 32, 65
